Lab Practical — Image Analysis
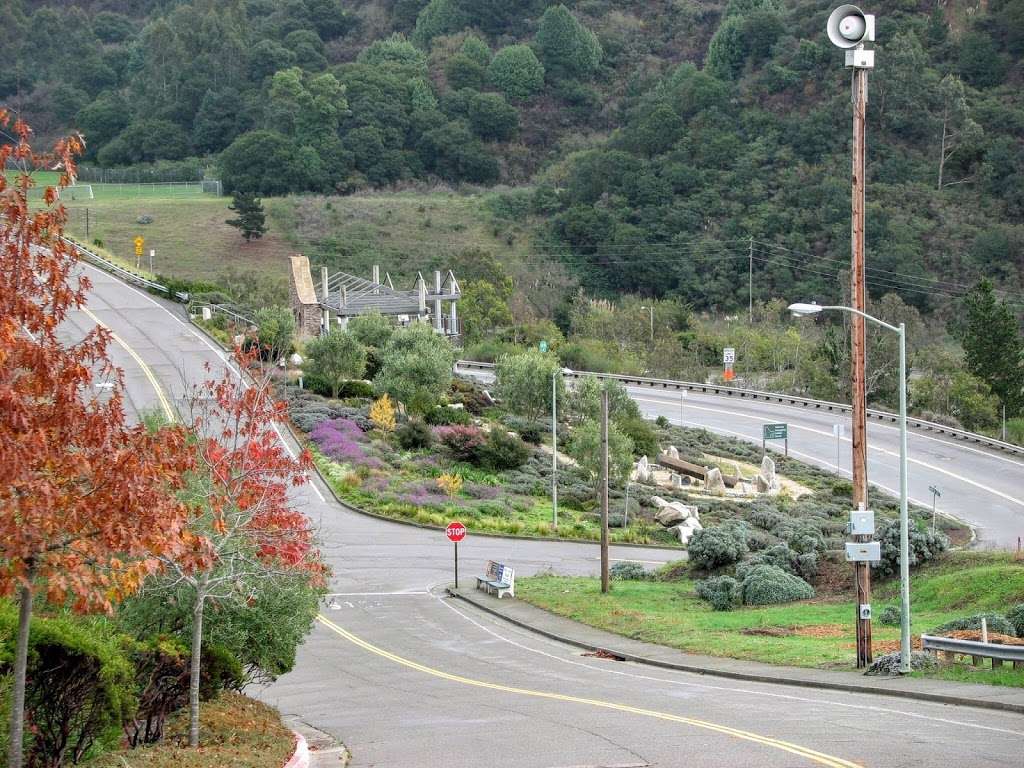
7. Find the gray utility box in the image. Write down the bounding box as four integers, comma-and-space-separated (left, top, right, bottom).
849, 510, 875, 536
845, 541, 881, 562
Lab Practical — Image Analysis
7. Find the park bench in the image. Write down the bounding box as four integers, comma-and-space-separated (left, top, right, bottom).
476, 560, 499, 591
476, 560, 516, 599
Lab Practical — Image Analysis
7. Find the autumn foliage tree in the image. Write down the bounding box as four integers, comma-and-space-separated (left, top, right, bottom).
152, 351, 325, 747
0, 114, 197, 768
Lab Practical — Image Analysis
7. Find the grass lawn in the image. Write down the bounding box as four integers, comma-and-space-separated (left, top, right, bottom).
86, 692, 295, 768
516, 553, 1024, 684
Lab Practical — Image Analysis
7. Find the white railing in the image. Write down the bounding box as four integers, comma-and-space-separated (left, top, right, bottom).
455, 360, 1024, 457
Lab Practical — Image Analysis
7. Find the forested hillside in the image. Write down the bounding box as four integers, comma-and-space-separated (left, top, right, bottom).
4, 0, 1023, 310
4, 0, 1024, 429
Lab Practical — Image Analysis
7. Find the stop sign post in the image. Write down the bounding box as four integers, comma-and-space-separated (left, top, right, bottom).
446, 521, 466, 588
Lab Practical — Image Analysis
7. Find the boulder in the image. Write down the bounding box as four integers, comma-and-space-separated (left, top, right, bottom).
760, 455, 777, 488
669, 524, 696, 545
666, 445, 680, 460
756, 474, 771, 494
705, 467, 726, 495
683, 517, 703, 531
670, 472, 685, 489
650, 495, 670, 509
633, 455, 653, 483
656, 506, 686, 527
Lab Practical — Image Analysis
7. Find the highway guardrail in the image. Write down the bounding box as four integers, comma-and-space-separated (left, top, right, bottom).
455, 359, 1024, 457
62, 236, 190, 302
921, 634, 1024, 667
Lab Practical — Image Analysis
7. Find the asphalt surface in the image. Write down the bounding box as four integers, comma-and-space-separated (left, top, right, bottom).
71, 263, 1024, 767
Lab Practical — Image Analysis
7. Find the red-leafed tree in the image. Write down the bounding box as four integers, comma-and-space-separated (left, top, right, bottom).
154, 350, 324, 747
0, 117, 198, 767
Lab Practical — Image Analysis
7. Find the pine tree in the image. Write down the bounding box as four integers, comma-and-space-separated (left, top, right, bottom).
225, 190, 268, 241
960, 280, 1024, 416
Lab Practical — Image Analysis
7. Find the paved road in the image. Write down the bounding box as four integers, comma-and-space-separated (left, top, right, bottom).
457, 366, 1024, 548
70, 264, 1024, 767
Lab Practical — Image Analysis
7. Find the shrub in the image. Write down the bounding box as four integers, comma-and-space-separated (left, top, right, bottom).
872, 521, 948, 579
0, 608, 134, 766
475, 429, 530, 471
695, 575, 740, 611
335, 380, 375, 399
425, 406, 472, 426
396, 419, 434, 450
740, 564, 815, 606
503, 415, 545, 444
309, 418, 373, 465
655, 415, 670, 428
488, 44, 545, 102
1008, 604, 1024, 638
609, 561, 649, 580
930, 613, 1016, 637
436, 425, 485, 461
687, 524, 748, 571
369, 394, 397, 433
865, 651, 938, 676
878, 606, 901, 627
616, 415, 658, 458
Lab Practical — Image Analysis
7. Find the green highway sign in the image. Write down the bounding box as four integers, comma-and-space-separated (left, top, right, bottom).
763, 423, 788, 441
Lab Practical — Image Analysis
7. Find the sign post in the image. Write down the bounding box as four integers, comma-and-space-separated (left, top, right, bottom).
133, 236, 144, 269
445, 521, 466, 588
723, 347, 736, 382
539, 340, 548, 353
928, 485, 942, 533
762, 423, 788, 456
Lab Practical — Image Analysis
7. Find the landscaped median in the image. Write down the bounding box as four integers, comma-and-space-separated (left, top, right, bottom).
515, 552, 1024, 687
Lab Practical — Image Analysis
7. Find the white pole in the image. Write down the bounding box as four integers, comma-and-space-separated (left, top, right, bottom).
552, 370, 558, 530
898, 322, 912, 675
649, 306, 654, 343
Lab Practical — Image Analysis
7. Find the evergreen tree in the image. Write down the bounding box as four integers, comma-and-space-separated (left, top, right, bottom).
226, 191, 268, 242
960, 280, 1024, 416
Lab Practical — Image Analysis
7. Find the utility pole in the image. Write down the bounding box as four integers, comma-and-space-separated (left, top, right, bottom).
827, 4, 877, 668
600, 388, 610, 594
748, 236, 754, 324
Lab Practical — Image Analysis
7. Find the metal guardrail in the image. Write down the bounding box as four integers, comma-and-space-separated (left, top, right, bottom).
61, 236, 190, 302
921, 634, 1024, 665
455, 360, 1024, 457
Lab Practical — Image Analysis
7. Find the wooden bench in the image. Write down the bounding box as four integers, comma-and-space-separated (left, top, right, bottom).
476, 561, 516, 599
476, 560, 499, 591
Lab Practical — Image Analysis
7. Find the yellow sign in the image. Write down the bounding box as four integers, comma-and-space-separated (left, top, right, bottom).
133, 236, 144, 256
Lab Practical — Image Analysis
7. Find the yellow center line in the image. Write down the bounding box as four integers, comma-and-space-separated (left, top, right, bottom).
80, 306, 176, 423
316, 614, 864, 768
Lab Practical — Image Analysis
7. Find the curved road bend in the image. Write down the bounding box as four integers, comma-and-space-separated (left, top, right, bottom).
67, 264, 1024, 768
456, 366, 1024, 548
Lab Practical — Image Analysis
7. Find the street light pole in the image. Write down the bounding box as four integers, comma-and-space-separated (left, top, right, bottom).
641, 305, 654, 343
552, 369, 559, 530
897, 321, 911, 674
790, 302, 910, 674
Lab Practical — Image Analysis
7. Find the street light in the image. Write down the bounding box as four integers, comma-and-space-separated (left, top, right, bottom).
552, 367, 572, 529
789, 302, 911, 675
640, 305, 654, 343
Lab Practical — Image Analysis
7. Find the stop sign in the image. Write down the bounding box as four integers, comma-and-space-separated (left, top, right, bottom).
445, 521, 467, 542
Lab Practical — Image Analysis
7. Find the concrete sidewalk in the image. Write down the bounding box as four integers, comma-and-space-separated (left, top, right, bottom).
450, 586, 1024, 715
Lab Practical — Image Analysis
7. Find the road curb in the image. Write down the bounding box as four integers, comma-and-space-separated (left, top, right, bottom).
284, 733, 310, 768
448, 588, 1024, 716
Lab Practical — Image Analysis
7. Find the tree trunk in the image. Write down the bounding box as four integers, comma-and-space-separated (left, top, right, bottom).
7, 576, 34, 768
188, 594, 206, 748
938, 114, 948, 190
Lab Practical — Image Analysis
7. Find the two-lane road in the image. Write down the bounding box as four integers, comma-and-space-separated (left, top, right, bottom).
67, 264, 1024, 767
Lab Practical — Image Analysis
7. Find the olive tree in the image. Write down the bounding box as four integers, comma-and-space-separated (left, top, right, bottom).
568, 419, 634, 489
496, 349, 564, 422
304, 330, 367, 398
374, 322, 455, 414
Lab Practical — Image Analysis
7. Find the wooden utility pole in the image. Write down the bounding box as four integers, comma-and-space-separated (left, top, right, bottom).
748, 236, 754, 324
600, 388, 610, 594
851, 66, 872, 668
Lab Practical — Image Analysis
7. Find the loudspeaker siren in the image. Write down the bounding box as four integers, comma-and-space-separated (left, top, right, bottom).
827, 5, 876, 49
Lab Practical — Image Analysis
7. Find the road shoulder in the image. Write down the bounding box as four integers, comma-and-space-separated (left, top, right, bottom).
450, 586, 1024, 715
